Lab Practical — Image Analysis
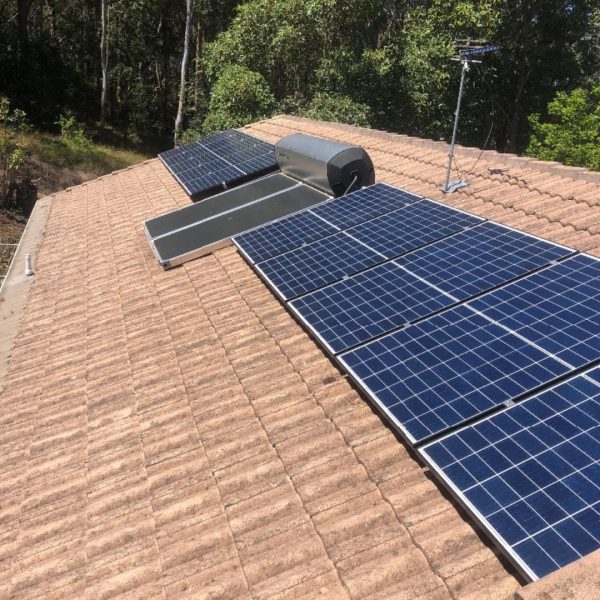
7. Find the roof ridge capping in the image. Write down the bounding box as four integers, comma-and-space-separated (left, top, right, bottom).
275, 114, 600, 184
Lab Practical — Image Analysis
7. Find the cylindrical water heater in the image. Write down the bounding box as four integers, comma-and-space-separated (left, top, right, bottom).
275, 133, 375, 197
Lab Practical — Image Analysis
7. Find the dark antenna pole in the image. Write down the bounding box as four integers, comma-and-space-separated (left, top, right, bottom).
442, 42, 500, 194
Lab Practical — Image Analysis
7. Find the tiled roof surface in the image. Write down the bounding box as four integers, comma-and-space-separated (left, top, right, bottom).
1, 114, 599, 599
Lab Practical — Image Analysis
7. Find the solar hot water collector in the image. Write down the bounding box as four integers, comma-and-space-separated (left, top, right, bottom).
146, 133, 375, 269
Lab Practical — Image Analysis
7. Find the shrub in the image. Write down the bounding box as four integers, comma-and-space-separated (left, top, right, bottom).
526, 87, 600, 171
302, 93, 372, 127
0, 97, 27, 204
56, 113, 94, 148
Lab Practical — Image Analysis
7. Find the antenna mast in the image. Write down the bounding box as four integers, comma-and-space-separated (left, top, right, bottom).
442, 41, 499, 194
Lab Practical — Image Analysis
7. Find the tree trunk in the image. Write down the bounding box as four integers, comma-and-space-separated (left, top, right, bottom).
100, 0, 109, 126
174, 0, 193, 146
193, 18, 202, 112
45, 0, 56, 39
17, 0, 30, 50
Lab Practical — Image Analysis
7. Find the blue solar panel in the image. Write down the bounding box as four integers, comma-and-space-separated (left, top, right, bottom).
396, 222, 573, 301
348, 200, 483, 259
290, 262, 455, 354
256, 234, 383, 301
290, 223, 573, 355
421, 367, 600, 581
339, 305, 571, 443
234, 210, 338, 264
470, 254, 600, 368
234, 183, 422, 264
159, 130, 277, 197
340, 254, 600, 443
311, 184, 422, 230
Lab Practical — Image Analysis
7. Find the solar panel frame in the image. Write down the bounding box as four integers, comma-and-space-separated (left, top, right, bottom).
233, 183, 424, 265
419, 366, 600, 582
159, 129, 278, 198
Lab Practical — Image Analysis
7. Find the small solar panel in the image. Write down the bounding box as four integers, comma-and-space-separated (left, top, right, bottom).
348, 200, 483, 259
159, 130, 277, 197
310, 184, 422, 230
339, 305, 571, 443
470, 254, 600, 368
234, 183, 423, 264
421, 367, 600, 581
290, 262, 455, 354
256, 233, 383, 301
396, 222, 573, 301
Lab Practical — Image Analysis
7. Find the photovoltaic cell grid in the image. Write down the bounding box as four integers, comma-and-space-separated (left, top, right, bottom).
348, 199, 483, 259
290, 262, 456, 354
340, 254, 600, 444
470, 254, 600, 369
310, 184, 422, 230
340, 305, 571, 444
291, 222, 573, 355
421, 367, 600, 580
159, 130, 276, 196
256, 200, 483, 301
234, 183, 423, 264
396, 222, 573, 301
256, 234, 383, 301
235, 211, 338, 264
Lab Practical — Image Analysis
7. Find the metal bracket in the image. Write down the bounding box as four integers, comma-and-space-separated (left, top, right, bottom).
443, 180, 469, 194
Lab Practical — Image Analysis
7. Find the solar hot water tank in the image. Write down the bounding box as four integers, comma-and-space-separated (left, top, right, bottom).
275, 133, 374, 197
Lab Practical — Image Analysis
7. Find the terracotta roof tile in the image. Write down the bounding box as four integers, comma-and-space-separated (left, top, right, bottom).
2, 114, 599, 598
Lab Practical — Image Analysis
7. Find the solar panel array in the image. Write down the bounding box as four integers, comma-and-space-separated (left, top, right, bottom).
421, 367, 600, 580
232, 180, 600, 581
159, 129, 277, 197
291, 222, 571, 354
235, 183, 421, 264
254, 199, 483, 300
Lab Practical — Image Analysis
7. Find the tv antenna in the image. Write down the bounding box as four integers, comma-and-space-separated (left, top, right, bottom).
442, 41, 500, 194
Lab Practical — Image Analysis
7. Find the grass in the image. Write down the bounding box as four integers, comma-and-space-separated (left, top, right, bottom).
21, 130, 149, 197
0, 129, 150, 268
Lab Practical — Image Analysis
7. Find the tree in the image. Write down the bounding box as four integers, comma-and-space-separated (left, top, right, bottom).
100, 0, 109, 126
201, 64, 274, 134
174, 0, 193, 145
526, 87, 600, 172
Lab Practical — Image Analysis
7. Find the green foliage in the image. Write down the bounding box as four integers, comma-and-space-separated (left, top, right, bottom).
302, 93, 371, 127
527, 88, 600, 172
56, 113, 94, 148
0, 0, 599, 170
201, 65, 275, 134
0, 97, 27, 203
